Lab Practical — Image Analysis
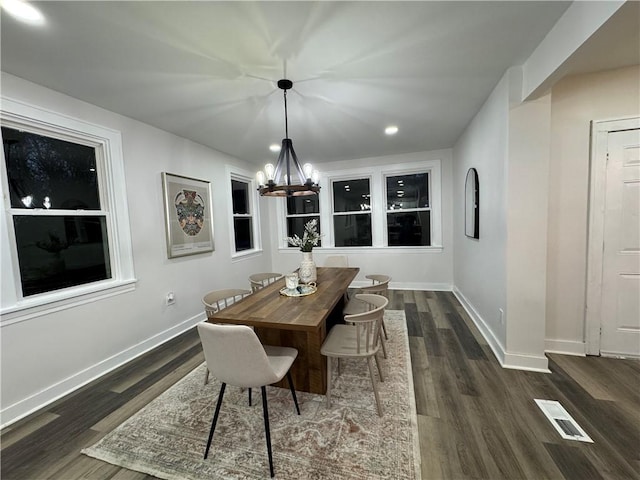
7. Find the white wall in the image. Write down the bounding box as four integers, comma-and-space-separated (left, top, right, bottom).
0, 73, 274, 426
452, 67, 551, 372
545, 65, 640, 354
505, 75, 551, 368
452, 73, 509, 354
266, 150, 454, 291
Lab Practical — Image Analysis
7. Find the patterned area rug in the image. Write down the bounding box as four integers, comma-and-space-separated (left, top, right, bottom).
82, 311, 420, 479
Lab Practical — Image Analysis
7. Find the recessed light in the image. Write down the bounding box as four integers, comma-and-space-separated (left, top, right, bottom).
385, 125, 398, 135
269, 144, 281, 152
1, 0, 45, 25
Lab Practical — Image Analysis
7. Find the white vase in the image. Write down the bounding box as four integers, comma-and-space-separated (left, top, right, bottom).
299, 251, 317, 284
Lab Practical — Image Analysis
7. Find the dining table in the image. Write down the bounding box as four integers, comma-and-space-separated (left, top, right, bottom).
207, 266, 359, 394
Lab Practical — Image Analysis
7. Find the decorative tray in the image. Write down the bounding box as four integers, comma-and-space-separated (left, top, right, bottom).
279, 284, 317, 297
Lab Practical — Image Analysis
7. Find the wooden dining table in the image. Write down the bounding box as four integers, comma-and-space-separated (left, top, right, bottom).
207, 266, 359, 394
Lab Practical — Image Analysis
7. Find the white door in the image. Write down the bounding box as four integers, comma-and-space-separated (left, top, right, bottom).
600, 127, 640, 357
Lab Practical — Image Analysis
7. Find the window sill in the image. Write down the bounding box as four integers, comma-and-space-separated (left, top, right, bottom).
277, 246, 444, 255
0, 278, 137, 327
231, 248, 264, 261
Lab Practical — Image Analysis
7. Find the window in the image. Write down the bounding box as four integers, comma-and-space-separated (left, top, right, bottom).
231, 179, 254, 252
385, 173, 431, 246
278, 159, 442, 251
332, 178, 372, 247
4, 125, 112, 296
228, 169, 260, 256
286, 195, 321, 248
1, 98, 135, 316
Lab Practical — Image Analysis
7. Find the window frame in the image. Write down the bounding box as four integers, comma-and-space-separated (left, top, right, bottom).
377, 161, 442, 247
226, 166, 261, 258
384, 171, 433, 247
330, 176, 373, 248
0, 97, 136, 323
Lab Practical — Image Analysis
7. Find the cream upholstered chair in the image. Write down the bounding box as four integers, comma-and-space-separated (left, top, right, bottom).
343, 274, 391, 358
201, 288, 251, 385
323, 255, 349, 267
321, 293, 388, 416
197, 322, 300, 478
249, 272, 283, 292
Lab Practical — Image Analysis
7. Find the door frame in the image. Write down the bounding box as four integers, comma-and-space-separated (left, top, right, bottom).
585, 116, 640, 355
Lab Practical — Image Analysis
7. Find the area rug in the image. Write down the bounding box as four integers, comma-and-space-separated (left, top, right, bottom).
82, 311, 420, 479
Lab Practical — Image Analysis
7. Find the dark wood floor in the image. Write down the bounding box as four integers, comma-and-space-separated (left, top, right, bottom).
2, 290, 639, 479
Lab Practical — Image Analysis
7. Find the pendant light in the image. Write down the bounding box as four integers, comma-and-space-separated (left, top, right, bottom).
256, 79, 320, 197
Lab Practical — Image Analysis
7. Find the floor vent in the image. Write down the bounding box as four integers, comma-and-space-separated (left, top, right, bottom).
535, 399, 593, 443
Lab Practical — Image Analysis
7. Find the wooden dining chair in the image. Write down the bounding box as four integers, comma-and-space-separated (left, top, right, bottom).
197, 322, 300, 478
249, 273, 283, 292
343, 274, 391, 358
202, 288, 252, 318
323, 255, 349, 267
201, 288, 252, 384
321, 293, 388, 416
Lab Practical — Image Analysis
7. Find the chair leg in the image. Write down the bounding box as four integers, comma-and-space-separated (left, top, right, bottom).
374, 353, 384, 382
326, 356, 332, 408
204, 382, 226, 459
248, 388, 252, 406
261, 386, 275, 478
379, 329, 388, 359
381, 317, 389, 340
367, 357, 383, 417
286, 371, 301, 415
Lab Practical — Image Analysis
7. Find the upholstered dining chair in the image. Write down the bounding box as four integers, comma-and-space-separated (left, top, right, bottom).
323, 255, 349, 267
343, 274, 391, 358
197, 322, 300, 478
321, 293, 388, 416
249, 272, 283, 292
201, 288, 252, 385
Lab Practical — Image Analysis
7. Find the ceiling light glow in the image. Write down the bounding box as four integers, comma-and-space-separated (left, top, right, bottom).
269, 143, 281, 152
385, 125, 399, 135
1, 0, 45, 25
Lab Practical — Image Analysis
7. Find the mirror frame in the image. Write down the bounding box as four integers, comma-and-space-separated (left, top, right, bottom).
465, 168, 479, 239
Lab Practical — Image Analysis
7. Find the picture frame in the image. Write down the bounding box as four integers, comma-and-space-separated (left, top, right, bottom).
465, 167, 479, 239
162, 172, 214, 258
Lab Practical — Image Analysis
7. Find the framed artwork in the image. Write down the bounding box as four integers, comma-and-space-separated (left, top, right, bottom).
465, 168, 479, 239
162, 172, 214, 258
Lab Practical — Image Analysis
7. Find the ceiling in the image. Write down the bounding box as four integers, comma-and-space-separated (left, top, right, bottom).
1, 1, 637, 166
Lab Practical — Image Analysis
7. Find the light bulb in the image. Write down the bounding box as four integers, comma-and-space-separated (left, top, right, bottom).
1, 0, 45, 25
256, 171, 265, 187
264, 163, 275, 181
303, 163, 313, 179
312, 170, 320, 185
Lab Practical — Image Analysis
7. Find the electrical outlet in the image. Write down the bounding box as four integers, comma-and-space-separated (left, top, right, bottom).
166, 291, 176, 306
499, 308, 504, 325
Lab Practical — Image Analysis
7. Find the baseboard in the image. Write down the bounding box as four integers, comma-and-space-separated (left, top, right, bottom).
453, 286, 550, 373
0, 312, 205, 429
502, 352, 550, 372
351, 281, 452, 291
545, 339, 586, 356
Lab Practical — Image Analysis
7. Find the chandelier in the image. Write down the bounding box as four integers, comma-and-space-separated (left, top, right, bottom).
256, 79, 320, 197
